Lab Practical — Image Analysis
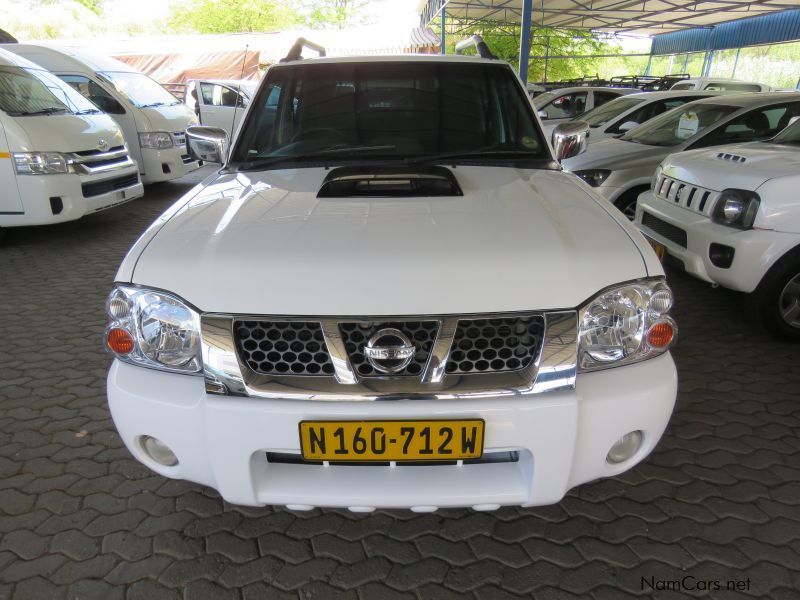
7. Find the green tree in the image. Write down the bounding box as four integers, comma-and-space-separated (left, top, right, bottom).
75, 0, 103, 15
168, 0, 297, 34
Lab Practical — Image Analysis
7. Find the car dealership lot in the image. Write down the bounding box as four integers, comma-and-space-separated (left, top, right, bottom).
0, 166, 798, 599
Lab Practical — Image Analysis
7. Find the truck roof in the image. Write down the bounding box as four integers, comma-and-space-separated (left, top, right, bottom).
274, 54, 503, 66
4, 43, 140, 74
689, 91, 800, 107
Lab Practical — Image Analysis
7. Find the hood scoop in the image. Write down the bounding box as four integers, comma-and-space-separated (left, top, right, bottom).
317, 165, 463, 198
716, 152, 747, 164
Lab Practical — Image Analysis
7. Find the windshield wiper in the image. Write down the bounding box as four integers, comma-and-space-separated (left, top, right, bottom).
406, 149, 544, 164
140, 102, 166, 108
234, 146, 397, 171
75, 108, 102, 115
9, 107, 69, 116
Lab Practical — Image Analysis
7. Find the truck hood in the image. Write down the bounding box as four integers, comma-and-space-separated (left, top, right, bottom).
138, 104, 197, 133
11, 113, 125, 153
130, 166, 648, 315
562, 137, 673, 172
663, 142, 800, 191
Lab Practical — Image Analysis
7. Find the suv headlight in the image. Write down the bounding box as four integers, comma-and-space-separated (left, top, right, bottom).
574, 169, 611, 187
138, 131, 175, 149
13, 152, 68, 175
579, 278, 677, 372
711, 189, 760, 229
104, 285, 202, 374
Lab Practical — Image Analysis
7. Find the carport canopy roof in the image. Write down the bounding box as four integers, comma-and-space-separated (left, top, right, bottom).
419, 0, 800, 35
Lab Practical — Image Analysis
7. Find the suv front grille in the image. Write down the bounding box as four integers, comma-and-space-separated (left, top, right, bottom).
234, 320, 335, 376
642, 212, 688, 248
445, 315, 545, 374
340, 321, 438, 377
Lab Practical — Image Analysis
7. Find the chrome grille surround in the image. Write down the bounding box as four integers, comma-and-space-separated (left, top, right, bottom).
202, 311, 577, 401
66, 146, 136, 175
655, 174, 719, 217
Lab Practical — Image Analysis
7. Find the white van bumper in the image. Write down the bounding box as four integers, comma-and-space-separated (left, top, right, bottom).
140, 146, 200, 184
3, 166, 143, 227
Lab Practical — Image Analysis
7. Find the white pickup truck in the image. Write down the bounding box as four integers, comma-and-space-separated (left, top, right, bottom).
104, 39, 678, 510
637, 119, 800, 340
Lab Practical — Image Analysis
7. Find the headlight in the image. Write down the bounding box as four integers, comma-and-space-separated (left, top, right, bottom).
12, 152, 68, 175
651, 165, 663, 191
138, 131, 175, 149
574, 169, 611, 187
711, 189, 760, 229
579, 278, 677, 372
104, 285, 202, 374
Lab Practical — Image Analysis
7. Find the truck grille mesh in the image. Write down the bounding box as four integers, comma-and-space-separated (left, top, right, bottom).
445, 316, 545, 374
234, 321, 335, 376
340, 321, 438, 377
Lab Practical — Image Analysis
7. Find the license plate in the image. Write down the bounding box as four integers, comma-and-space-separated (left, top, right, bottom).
299, 419, 484, 462
646, 236, 666, 262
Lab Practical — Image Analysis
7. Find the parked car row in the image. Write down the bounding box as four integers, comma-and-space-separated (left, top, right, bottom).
551, 91, 800, 339
0, 43, 199, 234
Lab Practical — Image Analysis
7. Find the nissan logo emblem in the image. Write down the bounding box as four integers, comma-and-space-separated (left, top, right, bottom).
363, 328, 415, 373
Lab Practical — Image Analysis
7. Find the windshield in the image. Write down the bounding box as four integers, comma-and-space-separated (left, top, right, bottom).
98, 71, 181, 108
532, 91, 556, 109
233, 62, 548, 166
580, 97, 644, 127
0, 66, 100, 116
771, 117, 800, 144
621, 102, 739, 146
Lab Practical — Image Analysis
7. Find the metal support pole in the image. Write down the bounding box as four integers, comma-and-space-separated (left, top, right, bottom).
732, 47, 741, 78
440, 5, 446, 55
518, 0, 532, 84
645, 54, 653, 76
682, 53, 689, 73
544, 35, 550, 82
704, 51, 715, 76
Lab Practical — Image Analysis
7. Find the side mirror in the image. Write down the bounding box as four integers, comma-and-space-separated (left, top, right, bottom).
618, 120, 638, 133
551, 121, 589, 161
186, 126, 227, 164
538, 110, 548, 119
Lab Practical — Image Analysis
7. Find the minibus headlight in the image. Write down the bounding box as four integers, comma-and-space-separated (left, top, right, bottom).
138, 132, 175, 149
13, 152, 68, 175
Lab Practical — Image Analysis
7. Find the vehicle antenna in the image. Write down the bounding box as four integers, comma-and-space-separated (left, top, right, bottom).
229, 44, 249, 160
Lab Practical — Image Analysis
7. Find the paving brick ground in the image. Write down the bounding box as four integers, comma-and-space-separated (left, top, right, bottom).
1, 166, 799, 599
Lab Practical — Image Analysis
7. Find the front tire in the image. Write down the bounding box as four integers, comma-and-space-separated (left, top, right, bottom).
613, 186, 649, 221
747, 248, 800, 341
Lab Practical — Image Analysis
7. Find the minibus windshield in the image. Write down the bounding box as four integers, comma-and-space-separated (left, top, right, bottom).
99, 71, 182, 108
0, 67, 99, 116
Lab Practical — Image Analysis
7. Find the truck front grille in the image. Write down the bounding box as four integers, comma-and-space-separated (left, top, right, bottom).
234, 320, 334, 376
445, 316, 545, 374
655, 175, 717, 216
232, 314, 546, 381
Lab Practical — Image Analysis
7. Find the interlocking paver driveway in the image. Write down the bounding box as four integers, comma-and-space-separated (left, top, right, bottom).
1, 166, 799, 599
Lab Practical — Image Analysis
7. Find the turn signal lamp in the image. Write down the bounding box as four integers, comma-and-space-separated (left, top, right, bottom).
646, 320, 675, 349
107, 328, 134, 355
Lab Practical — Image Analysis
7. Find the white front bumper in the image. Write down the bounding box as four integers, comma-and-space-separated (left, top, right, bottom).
637, 191, 797, 293
107, 355, 677, 510
140, 146, 200, 184
5, 167, 143, 227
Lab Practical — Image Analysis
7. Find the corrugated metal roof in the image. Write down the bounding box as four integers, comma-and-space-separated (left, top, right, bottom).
419, 0, 800, 36
652, 8, 800, 54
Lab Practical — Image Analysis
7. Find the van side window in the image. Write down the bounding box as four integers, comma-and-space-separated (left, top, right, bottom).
705, 83, 761, 92
59, 75, 126, 115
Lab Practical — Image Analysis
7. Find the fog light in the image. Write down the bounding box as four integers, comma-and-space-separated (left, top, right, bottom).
606, 430, 643, 464
709, 243, 735, 268
140, 435, 178, 466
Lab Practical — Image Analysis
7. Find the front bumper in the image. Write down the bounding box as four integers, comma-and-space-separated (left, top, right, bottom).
107, 354, 677, 510
636, 191, 795, 293
139, 146, 200, 184
5, 167, 143, 227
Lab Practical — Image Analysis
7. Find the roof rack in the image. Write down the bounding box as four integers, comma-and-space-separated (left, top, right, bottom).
454, 35, 497, 59
280, 38, 327, 63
